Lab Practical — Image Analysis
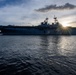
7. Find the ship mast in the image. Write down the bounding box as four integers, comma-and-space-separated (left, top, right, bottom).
44, 18, 48, 23
54, 15, 58, 24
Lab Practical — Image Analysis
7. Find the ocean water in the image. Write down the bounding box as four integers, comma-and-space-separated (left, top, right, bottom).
0, 35, 76, 75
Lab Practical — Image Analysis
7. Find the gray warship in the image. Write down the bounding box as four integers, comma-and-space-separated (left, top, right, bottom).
0, 17, 76, 35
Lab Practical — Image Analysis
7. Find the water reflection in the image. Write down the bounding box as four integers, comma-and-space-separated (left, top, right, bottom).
39, 36, 49, 50
0, 36, 76, 75
50, 36, 61, 56
39, 36, 76, 57
39, 36, 61, 58
59, 36, 76, 56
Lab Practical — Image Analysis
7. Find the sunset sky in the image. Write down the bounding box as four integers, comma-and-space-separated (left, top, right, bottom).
0, 0, 76, 27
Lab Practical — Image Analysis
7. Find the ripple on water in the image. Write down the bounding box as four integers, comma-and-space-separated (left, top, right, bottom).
0, 36, 76, 75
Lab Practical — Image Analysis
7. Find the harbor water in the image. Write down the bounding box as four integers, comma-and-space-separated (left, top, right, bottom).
0, 35, 76, 75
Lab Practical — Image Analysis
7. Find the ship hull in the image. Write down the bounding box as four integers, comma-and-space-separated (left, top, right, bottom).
0, 26, 76, 35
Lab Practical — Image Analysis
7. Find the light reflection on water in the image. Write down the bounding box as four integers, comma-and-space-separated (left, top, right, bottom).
39, 36, 76, 56
0, 35, 76, 75
58, 36, 76, 56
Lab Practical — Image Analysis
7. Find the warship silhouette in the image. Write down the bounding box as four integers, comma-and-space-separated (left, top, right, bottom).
0, 16, 76, 35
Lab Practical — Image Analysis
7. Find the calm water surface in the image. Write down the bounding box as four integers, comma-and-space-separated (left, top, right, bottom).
0, 35, 76, 75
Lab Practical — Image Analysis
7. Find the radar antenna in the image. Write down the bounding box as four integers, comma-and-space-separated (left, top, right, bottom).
54, 15, 58, 24
44, 18, 48, 23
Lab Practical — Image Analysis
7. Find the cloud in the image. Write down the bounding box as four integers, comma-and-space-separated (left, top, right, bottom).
68, 21, 76, 27
0, 0, 76, 26
0, 0, 43, 26
35, 3, 76, 12
69, 21, 76, 24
